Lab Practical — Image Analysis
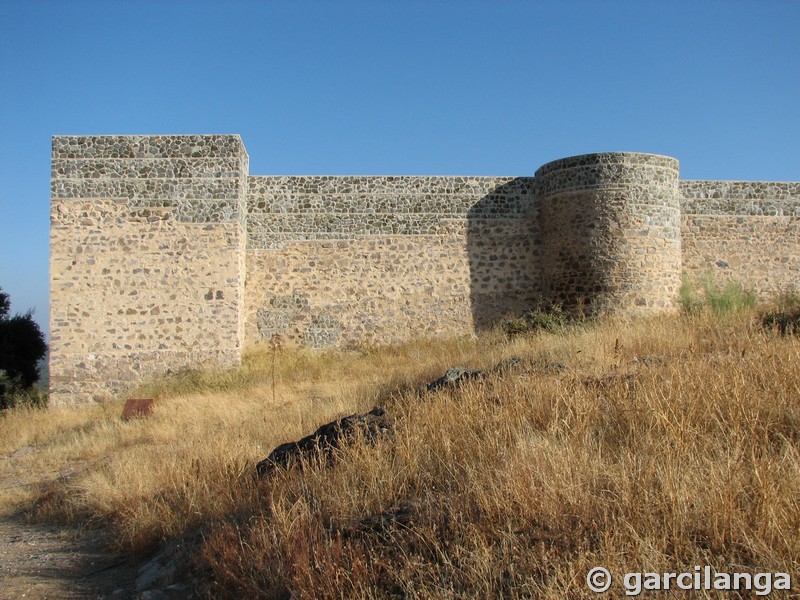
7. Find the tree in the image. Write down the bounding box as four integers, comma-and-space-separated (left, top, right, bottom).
0, 287, 48, 409
0, 289, 9, 318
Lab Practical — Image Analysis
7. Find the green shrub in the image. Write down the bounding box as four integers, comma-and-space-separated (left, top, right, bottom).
0, 370, 47, 409
502, 315, 530, 338
678, 274, 757, 315
678, 277, 704, 314
706, 281, 757, 314
774, 288, 800, 312
502, 303, 571, 337
0, 287, 48, 409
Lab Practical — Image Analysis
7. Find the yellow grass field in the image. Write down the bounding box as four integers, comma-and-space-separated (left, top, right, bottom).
1, 307, 798, 598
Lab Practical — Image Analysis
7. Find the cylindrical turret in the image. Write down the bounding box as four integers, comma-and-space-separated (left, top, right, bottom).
536, 152, 681, 315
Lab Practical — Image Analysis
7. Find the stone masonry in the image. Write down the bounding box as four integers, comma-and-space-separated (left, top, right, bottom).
50, 135, 800, 404
50, 136, 248, 405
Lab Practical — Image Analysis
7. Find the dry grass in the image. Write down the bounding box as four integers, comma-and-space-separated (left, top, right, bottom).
1, 311, 799, 598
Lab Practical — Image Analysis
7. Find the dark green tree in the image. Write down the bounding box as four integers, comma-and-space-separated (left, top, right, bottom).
0, 287, 48, 408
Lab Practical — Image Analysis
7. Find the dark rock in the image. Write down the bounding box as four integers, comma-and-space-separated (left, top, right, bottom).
425, 359, 566, 395
425, 367, 486, 392
357, 507, 414, 533
762, 309, 800, 335
256, 406, 392, 477
581, 373, 637, 389
494, 357, 566, 376
494, 356, 523, 372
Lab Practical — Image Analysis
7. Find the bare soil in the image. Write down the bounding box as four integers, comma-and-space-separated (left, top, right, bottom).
0, 449, 139, 600
0, 513, 140, 600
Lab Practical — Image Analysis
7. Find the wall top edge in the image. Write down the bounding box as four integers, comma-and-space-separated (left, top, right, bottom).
248, 174, 534, 180
681, 179, 800, 186
244, 175, 800, 186
52, 134, 248, 160
535, 152, 680, 178
47, 136, 796, 185
541, 151, 679, 163
52, 133, 244, 141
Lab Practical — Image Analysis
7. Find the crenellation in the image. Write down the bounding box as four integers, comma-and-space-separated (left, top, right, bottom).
50, 138, 800, 404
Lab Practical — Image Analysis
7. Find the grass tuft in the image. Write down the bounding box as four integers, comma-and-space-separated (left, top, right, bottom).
679, 274, 758, 315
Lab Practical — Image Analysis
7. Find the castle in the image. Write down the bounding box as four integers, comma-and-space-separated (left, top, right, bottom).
50, 135, 800, 404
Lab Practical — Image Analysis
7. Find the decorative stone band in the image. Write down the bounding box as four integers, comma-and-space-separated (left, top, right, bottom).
680, 181, 800, 215
249, 175, 533, 197
246, 175, 538, 248
51, 135, 249, 224
535, 152, 680, 197
52, 157, 243, 179
52, 134, 247, 159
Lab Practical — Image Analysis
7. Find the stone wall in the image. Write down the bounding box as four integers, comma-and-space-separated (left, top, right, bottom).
244, 176, 539, 347
50, 135, 248, 405
536, 153, 682, 315
49, 138, 800, 404
680, 181, 800, 216
679, 180, 800, 296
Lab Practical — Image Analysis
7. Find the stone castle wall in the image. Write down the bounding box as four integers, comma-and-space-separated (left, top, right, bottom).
50, 135, 249, 405
244, 175, 539, 347
50, 135, 800, 404
679, 180, 800, 297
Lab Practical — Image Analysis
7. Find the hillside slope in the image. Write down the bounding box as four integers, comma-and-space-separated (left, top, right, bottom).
1, 310, 798, 598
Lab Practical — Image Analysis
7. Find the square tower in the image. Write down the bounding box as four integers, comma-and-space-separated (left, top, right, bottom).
50, 135, 249, 404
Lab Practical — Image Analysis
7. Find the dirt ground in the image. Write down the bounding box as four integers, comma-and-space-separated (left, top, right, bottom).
0, 449, 139, 600
0, 513, 139, 600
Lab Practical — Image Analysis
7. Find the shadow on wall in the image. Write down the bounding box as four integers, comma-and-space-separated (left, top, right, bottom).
537, 185, 625, 315
467, 177, 543, 331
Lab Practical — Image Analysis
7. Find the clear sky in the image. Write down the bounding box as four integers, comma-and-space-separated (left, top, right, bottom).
1, 0, 798, 339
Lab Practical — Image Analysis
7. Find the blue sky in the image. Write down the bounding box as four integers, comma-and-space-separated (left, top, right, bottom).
1, 0, 798, 338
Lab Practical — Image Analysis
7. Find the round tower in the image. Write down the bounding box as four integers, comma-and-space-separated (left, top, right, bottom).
535, 152, 682, 316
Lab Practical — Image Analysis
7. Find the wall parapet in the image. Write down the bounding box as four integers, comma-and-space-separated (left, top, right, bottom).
535, 152, 679, 197
52, 135, 249, 223
246, 175, 535, 249
680, 180, 800, 215
52, 134, 247, 159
